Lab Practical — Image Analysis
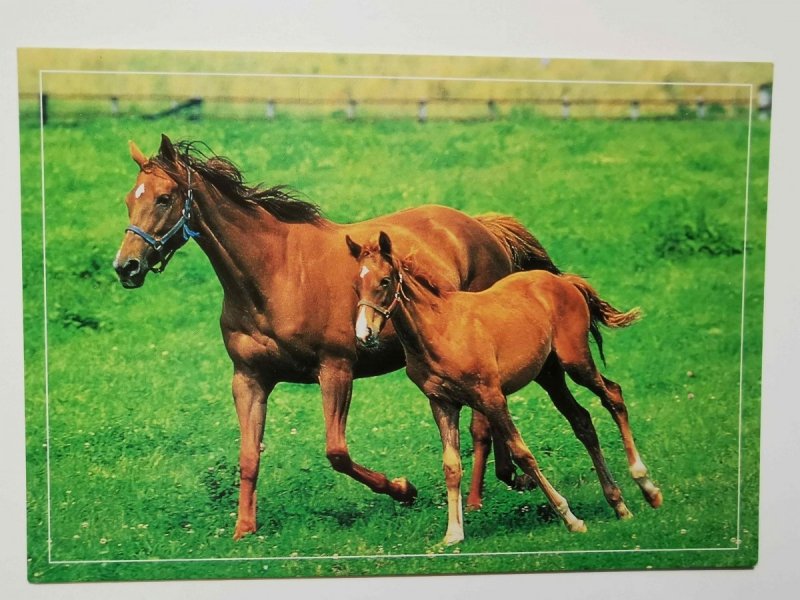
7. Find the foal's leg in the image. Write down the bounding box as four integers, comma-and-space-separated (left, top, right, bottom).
466, 411, 490, 510
430, 399, 465, 545
232, 368, 275, 540
319, 357, 417, 503
563, 359, 662, 509
536, 359, 632, 519
480, 392, 586, 533
467, 411, 531, 510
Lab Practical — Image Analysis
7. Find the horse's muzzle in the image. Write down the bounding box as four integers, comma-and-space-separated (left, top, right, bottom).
114, 257, 146, 288
356, 331, 380, 349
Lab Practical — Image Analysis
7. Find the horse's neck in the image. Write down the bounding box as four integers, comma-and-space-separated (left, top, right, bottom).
393, 280, 448, 364
190, 185, 290, 296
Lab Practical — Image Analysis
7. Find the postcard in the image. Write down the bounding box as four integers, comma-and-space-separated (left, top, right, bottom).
19, 48, 770, 582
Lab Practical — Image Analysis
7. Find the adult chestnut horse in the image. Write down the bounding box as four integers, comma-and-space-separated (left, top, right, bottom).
113, 135, 560, 539
348, 232, 662, 544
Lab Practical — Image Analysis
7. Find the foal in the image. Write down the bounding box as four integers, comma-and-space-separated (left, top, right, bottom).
347, 232, 662, 545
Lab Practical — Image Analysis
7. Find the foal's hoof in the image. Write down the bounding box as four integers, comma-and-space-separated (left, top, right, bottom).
391, 477, 418, 504
443, 530, 465, 546
568, 519, 587, 533
615, 502, 634, 520
646, 487, 663, 509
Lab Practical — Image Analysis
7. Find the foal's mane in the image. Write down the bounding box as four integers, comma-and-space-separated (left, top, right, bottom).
400, 256, 452, 298
149, 140, 325, 225
365, 247, 453, 299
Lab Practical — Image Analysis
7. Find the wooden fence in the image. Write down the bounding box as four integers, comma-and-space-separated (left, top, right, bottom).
24, 85, 772, 125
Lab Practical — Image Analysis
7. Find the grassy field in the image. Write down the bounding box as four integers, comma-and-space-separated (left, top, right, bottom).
21, 108, 768, 582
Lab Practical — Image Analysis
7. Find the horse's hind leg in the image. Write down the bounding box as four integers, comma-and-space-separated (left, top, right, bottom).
536, 358, 632, 519
465, 411, 490, 510
562, 356, 662, 509
480, 392, 586, 534
466, 411, 533, 510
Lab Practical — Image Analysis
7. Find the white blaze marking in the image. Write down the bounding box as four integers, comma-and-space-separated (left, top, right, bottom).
135, 183, 146, 199
359, 265, 370, 278
355, 306, 370, 341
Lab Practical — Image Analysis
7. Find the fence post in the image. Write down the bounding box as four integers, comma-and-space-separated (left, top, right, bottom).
417, 100, 428, 123
758, 83, 772, 120
266, 99, 276, 120
188, 97, 203, 121
487, 99, 498, 120
696, 97, 706, 119
110, 96, 119, 117
41, 94, 48, 125
561, 97, 570, 119
347, 99, 357, 121
630, 100, 640, 120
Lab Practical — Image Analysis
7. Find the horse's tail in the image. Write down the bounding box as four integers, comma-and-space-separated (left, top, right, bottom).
561, 274, 641, 365
476, 213, 561, 274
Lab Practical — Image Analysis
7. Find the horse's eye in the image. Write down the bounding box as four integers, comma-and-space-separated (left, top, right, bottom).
156, 194, 172, 206
380, 277, 391, 288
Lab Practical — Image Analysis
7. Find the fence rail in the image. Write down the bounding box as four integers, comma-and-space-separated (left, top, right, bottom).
21, 87, 772, 125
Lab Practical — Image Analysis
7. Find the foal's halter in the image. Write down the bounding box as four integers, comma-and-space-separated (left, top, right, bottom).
357, 271, 409, 321
125, 165, 201, 273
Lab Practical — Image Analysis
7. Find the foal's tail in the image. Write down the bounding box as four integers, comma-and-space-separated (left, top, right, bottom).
476, 213, 561, 274
562, 274, 641, 365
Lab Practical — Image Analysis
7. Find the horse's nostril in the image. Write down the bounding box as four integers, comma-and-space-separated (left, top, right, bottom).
118, 258, 141, 278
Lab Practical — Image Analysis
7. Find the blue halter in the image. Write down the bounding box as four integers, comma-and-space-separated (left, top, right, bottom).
125, 166, 200, 273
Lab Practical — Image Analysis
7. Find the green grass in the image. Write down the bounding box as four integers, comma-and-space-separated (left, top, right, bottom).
21, 110, 768, 581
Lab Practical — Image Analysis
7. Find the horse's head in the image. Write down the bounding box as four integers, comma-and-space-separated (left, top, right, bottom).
113, 134, 199, 288
346, 231, 405, 347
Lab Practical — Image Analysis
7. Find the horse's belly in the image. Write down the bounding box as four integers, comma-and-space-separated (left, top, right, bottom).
498, 342, 551, 395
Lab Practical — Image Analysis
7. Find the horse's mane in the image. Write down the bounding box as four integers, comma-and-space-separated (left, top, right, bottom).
397, 254, 454, 299
149, 140, 326, 225
356, 238, 455, 299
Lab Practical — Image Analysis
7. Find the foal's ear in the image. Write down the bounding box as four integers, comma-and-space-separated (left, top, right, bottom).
345, 235, 362, 258
159, 134, 177, 162
129, 140, 148, 169
378, 231, 393, 257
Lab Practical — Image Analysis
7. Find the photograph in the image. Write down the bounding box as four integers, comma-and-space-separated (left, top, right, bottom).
18, 47, 769, 583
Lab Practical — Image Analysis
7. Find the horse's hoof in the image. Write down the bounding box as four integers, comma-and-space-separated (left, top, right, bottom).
391, 477, 418, 504
568, 519, 587, 533
465, 498, 482, 511
616, 503, 634, 520
233, 520, 256, 540
512, 473, 537, 491
647, 488, 663, 509
443, 531, 465, 546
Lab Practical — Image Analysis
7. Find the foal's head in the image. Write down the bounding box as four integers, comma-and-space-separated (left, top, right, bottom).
113, 134, 196, 288
346, 231, 403, 347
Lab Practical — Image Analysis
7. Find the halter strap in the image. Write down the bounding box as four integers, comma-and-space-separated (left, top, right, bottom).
357, 271, 408, 320
125, 165, 200, 273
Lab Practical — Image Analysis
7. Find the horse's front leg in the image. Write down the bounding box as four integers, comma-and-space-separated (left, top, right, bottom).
319, 357, 417, 502
232, 367, 274, 540
430, 398, 464, 545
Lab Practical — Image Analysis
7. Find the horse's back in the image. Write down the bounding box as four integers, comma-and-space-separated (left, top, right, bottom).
346, 204, 514, 290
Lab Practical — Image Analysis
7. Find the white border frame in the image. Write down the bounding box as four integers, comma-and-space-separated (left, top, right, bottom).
35, 67, 757, 567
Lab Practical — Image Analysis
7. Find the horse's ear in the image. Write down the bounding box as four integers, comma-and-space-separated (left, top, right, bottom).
345, 235, 362, 258
159, 134, 177, 162
129, 140, 148, 169
378, 231, 393, 257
